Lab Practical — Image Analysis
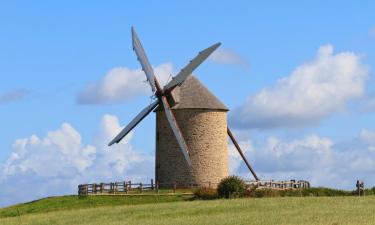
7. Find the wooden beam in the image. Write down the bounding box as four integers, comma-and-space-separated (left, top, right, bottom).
227, 127, 259, 181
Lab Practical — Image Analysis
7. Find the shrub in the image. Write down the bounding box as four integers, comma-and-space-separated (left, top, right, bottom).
366, 187, 375, 195
217, 176, 246, 198
246, 188, 285, 198
246, 187, 353, 198
193, 188, 218, 200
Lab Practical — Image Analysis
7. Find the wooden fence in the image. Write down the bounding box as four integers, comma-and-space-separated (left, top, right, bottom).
78, 179, 210, 196
247, 180, 310, 189
78, 179, 310, 196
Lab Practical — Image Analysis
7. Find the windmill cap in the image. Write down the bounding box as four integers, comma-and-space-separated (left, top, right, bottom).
157, 75, 228, 111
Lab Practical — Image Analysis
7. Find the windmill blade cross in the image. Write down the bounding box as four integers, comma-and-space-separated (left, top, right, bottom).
160, 96, 192, 166
108, 100, 159, 146
131, 27, 157, 93
163, 42, 221, 92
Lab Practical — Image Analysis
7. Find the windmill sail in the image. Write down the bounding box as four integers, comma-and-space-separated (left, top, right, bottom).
131, 27, 157, 92
163, 42, 221, 92
108, 100, 159, 146
160, 96, 192, 166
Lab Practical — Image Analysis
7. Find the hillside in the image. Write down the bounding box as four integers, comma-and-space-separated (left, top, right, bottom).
0, 194, 189, 218
1, 195, 375, 225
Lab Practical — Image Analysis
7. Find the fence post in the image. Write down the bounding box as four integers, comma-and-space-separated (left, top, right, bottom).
100, 183, 104, 194
151, 179, 154, 190
129, 181, 132, 193
156, 181, 159, 194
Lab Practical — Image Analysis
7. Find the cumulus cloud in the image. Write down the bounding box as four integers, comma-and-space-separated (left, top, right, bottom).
229, 133, 333, 181
210, 48, 249, 67
0, 88, 27, 104
228, 139, 255, 177
77, 63, 174, 104
0, 114, 153, 207
231, 45, 369, 129
229, 129, 375, 189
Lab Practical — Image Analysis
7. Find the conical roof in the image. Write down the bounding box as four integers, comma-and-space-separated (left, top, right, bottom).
167, 76, 228, 111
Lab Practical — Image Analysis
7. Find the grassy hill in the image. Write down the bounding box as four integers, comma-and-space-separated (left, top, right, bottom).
0, 194, 189, 218
1, 195, 375, 225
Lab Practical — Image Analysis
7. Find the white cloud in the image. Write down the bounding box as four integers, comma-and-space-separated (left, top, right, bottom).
229, 129, 375, 189
231, 45, 369, 129
0, 88, 27, 104
77, 63, 174, 104
210, 48, 249, 67
0, 114, 153, 207
228, 139, 255, 177
254, 135, 333, 173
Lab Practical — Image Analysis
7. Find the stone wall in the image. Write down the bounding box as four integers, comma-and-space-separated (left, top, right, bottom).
155, 108, 228, 187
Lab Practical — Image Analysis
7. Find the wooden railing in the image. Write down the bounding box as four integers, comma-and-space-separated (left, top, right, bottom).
78, 179, 310, 196
78, 179, 213, 196
247, 180, 310, 189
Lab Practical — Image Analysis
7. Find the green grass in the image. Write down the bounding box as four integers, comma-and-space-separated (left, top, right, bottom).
1, 196, 375, 225
0, 194, 189, 218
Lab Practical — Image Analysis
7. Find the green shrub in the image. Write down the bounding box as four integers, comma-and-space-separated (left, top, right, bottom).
246, 187, 353, 198
217, 176, 246, 198
247, 188, 286, 198
364, 187, 375, 195
302, 187, 351, 196
193, 188, 218, 200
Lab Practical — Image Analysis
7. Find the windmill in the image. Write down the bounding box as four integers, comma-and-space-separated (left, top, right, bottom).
109, 27, 259, 186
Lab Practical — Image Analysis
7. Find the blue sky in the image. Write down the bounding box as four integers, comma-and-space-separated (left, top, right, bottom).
1, 1, 375, 206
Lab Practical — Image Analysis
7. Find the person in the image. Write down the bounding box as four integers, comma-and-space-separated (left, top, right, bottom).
356, 180, 364, 196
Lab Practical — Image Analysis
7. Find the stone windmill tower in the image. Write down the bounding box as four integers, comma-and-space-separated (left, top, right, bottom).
155, 76, 229, 186
109, 27, 259, 187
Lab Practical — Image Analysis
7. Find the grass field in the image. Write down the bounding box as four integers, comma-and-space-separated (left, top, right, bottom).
0, 194, 189, 218
1, 195, 375, 225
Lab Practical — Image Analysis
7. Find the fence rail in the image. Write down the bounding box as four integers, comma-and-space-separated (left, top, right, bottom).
247, 180, 310, 189
78, 179, 310, 196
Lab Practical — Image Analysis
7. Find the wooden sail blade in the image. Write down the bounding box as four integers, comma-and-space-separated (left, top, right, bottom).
163, 42, 221, 92
108, 100, 159, 146
131, 26, 157, 93
160, 96, 192, 167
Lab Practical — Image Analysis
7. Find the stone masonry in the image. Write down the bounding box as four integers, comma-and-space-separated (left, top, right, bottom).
155, 108, 228, 187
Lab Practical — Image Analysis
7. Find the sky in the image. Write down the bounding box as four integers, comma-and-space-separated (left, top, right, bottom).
1, 1, 375, 207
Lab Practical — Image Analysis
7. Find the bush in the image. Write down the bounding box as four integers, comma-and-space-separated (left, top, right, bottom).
193, 188, 218, 200
363, 187, 375, 195
217, 176, 246, 198
304, 187, 351, 196
246, 187, 353, 198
